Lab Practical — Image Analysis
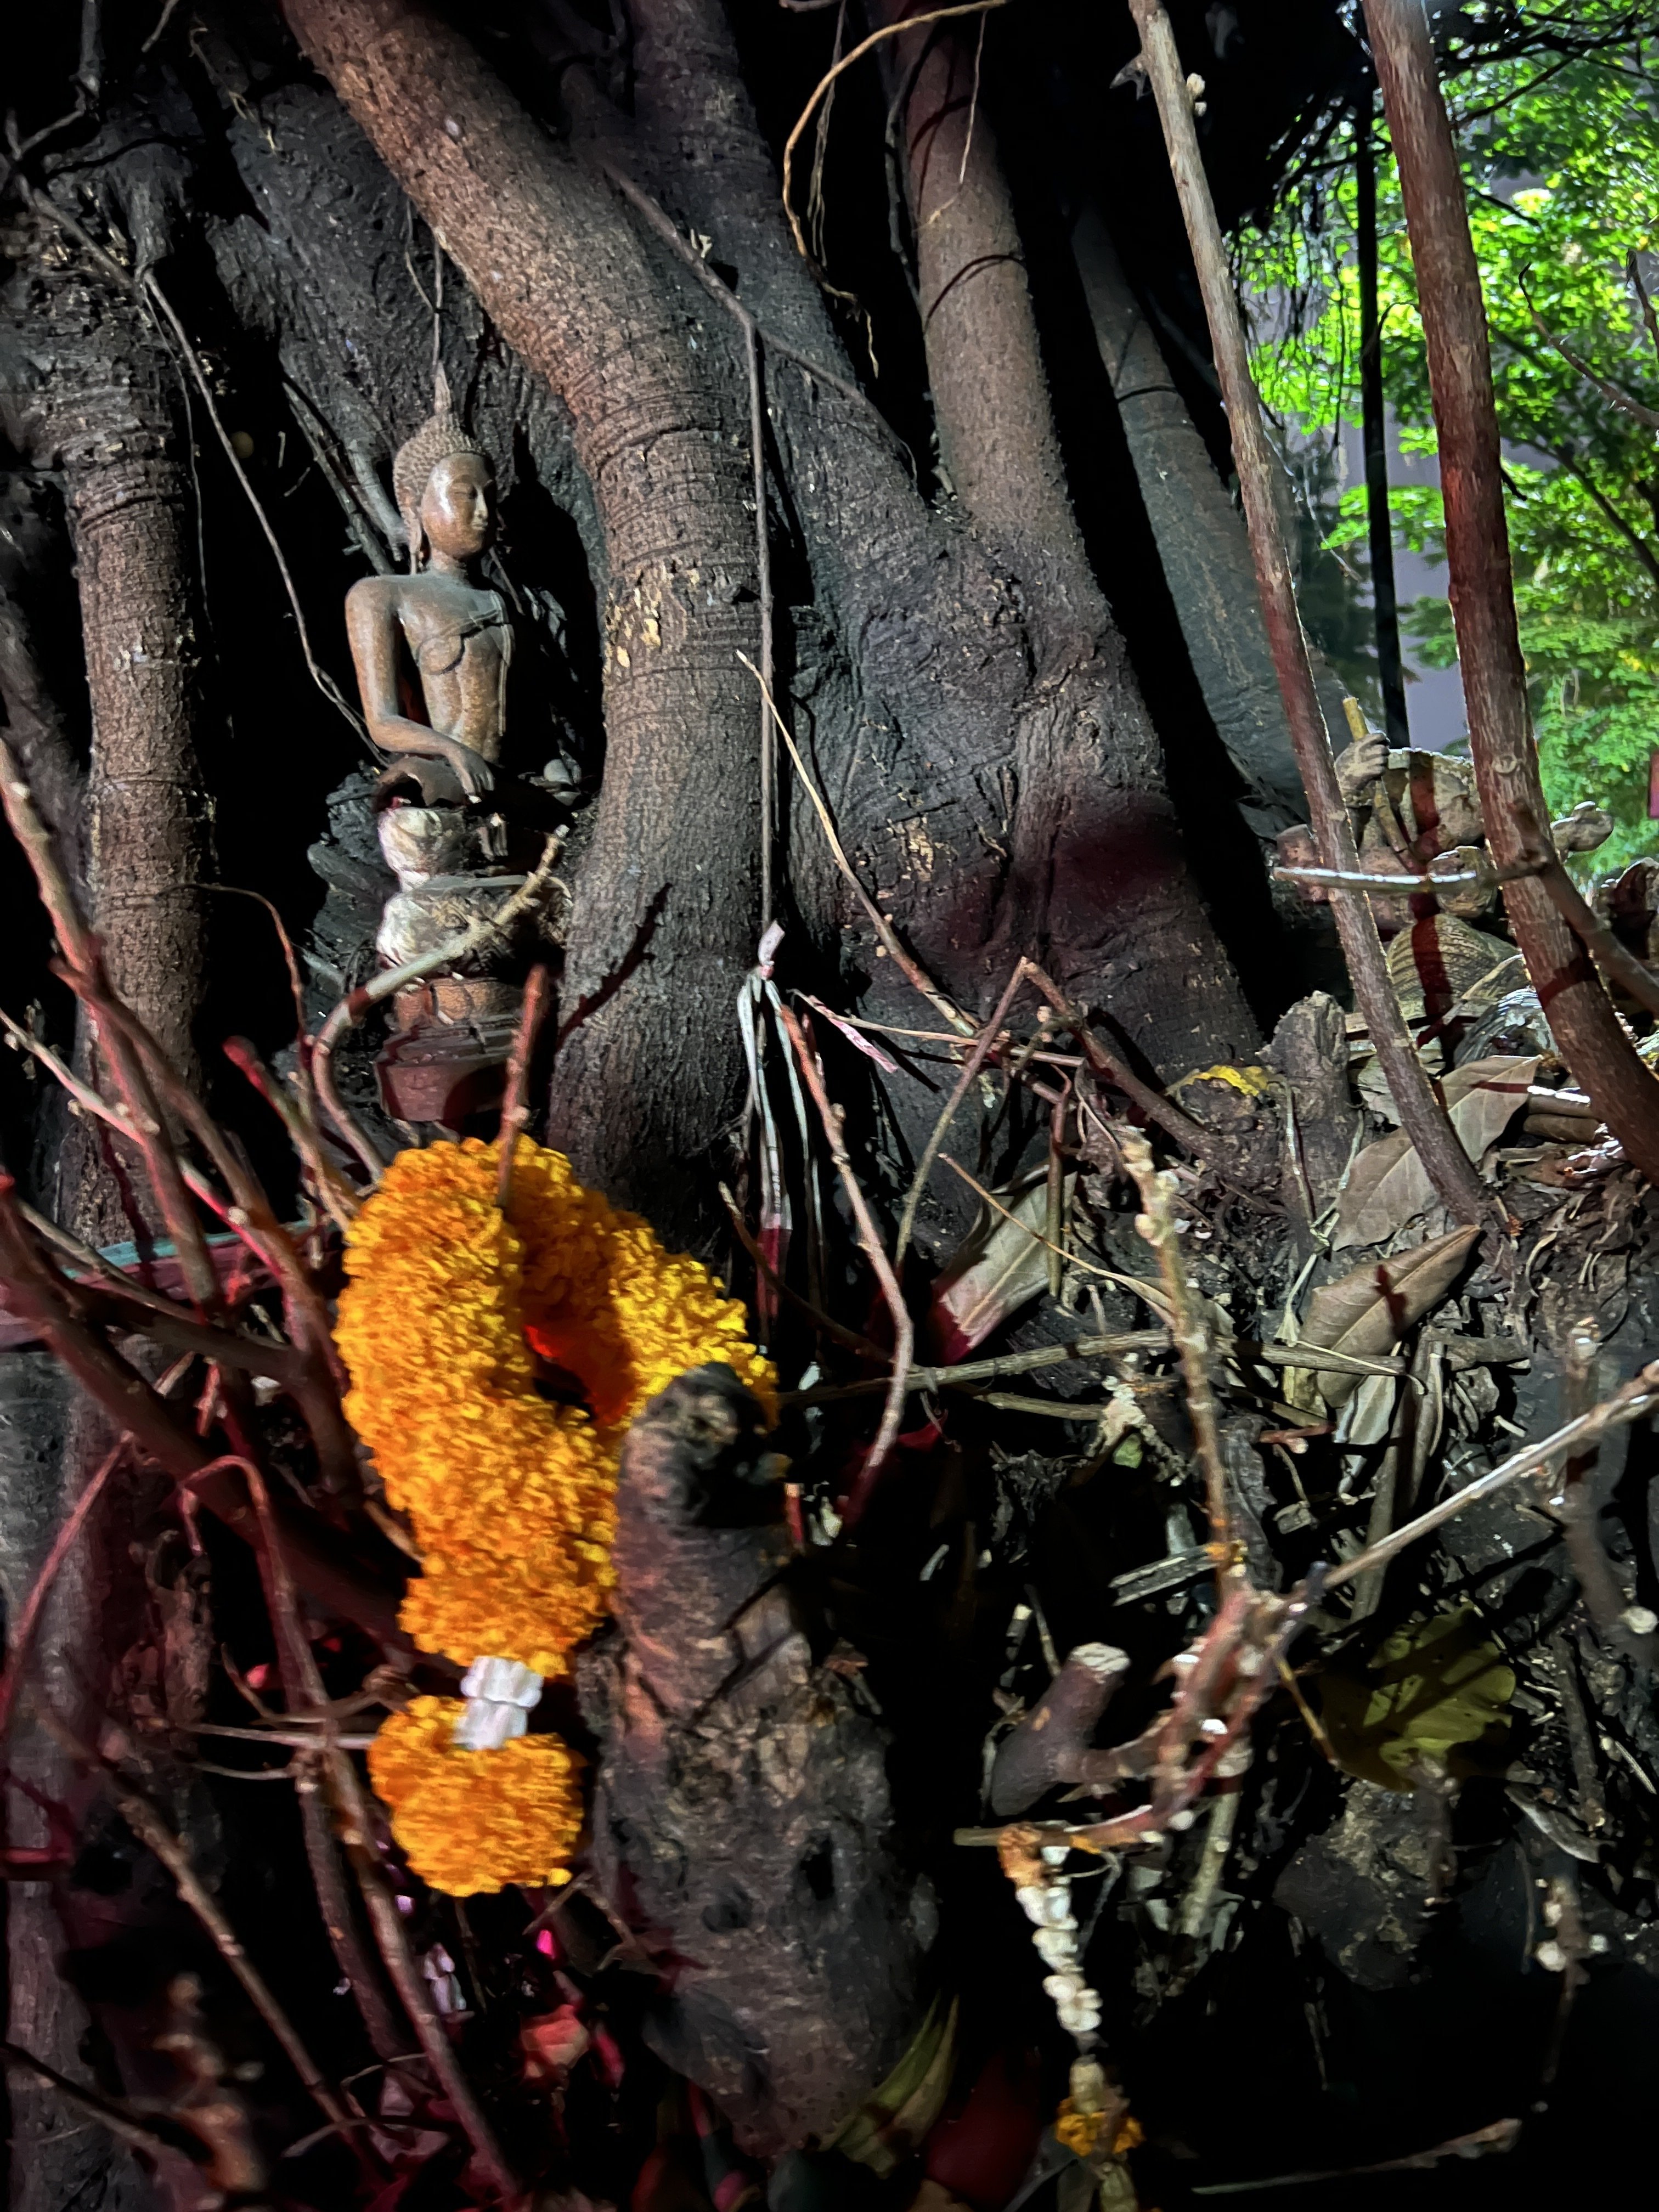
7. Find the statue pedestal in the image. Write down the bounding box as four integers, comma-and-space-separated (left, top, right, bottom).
376, 974, 522, 1127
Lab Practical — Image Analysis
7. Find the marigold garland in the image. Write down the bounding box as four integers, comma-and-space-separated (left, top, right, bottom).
337, 1136, 776, 1893
366, 1698, 585, 1896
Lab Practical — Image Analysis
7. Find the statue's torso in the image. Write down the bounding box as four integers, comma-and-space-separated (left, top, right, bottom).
394, 571, 511, 763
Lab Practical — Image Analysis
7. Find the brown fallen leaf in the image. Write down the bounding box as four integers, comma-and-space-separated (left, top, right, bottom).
1287, 1223, 1480, 1411
1333, 1055, 1539, 1249
928, 1172, 1073, 1359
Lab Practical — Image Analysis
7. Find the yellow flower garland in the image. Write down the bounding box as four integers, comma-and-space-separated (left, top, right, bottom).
337, 1137, 775, 1893
365, 1697, 586, 1897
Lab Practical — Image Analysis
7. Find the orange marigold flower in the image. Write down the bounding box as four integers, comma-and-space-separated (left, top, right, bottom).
337, 1136, 775, 1891
367, 1697, 585, 1896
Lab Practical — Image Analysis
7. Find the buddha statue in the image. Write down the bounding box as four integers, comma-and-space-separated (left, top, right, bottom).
347, 370, 510, 805
342, 377, 560, 1127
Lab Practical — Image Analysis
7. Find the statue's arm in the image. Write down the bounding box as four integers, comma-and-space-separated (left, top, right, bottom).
345, 579, 495, 795
1333, 732, 1389, 804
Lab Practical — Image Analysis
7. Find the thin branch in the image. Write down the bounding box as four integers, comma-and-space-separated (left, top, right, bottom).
27, 1686, 374, 2176
600, 163, 900, 439
781, 1, 1009, 261
496, 963, 552, 1213
778, 1006, 913, 1523
143, 273, 374, 746
1324, 1358, 1659, 1589
939, 1151, 1114, 1280
1522, 294, 1659, 428
1, 2043, 207, 2168
1516, 816, 1659, 1020
1627, 248, 1659, 372
718, 1182, 887, 1362
16, 1200, 207, 1323
0, 1436, 127, 1747
1018, 963, 1217, 1159
235, 1460, 517, 2199
787, 1329, 1407, 1404
223, 1036, 359, 1233
0, 737, 222, 1312
1130, 0, 1488, 1230
1362, 0, 1659, 1184
0, 1183, 223, 1485
785, 1329, 1171, 1402
1276, 863, 1480, 893
895, 958, 1030, 1265
1533, 438, 1659, 592
741, 654, 973, 1036
209, 886, 341, 1210
11, 173, 132, 292
1118, 1129, 1236, 1583
57, 978, 359, 1485
292, 1751, 412, 2065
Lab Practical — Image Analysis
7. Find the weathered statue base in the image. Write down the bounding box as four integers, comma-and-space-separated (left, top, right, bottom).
376, 974, 523, 1127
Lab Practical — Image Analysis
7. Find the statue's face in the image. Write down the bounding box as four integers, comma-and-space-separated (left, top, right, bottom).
421, 451, 495, 561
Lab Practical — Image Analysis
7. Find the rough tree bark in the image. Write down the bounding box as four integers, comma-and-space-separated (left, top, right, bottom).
877, 10, 1255, 1067
0, 215, 212, 1110
582, 1365, 933, 2156
1066, 205, 1306, 834
0, 183, 214, 2212
284, 0, 1256, 1233
883, 5, 1084, 557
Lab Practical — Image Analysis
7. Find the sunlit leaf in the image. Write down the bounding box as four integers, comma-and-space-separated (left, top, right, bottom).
1319, 1608, 1515, 1792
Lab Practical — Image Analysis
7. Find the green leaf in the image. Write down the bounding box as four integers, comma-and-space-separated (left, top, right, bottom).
1242, 33, 1659, 862
1319, 1608, 1515, 1792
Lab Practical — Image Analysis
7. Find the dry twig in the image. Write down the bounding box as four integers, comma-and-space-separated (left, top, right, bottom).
0, 1435, 127, 1747
895, 958, 1031, 1265
1117, 1128, 1237, 1582
1127, 0, 1488, 1228
742, 656, 974, 1037
778, 1005, 914, 1521
496, 963, 552, 1214
1361, 0, 1659, 1180
1324, 1358, 1659, 1590
781, 1, 1009, 261
0, 736, 223, 1311
235, 1459, 519, 2199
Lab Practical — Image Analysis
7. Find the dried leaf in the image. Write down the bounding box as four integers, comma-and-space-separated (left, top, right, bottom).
930, 1173, 1070, 1359
1333, 1056, 1539, 1249
832, 1995, 958, 2176
1335, 1368, 1400, 1451
1318, 1608, 1514, 1791
1289, 1223, 1479, 1410
1385, 915, 1515, 1025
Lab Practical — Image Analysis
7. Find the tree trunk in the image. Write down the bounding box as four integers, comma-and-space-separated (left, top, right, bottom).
0, 206, 213, 1252
0, 228, 211, 1096
1068, 204, 1305, 832
285, 0, 764, 1235
0, 191, 215, 2212
285, 0, 1256, 1235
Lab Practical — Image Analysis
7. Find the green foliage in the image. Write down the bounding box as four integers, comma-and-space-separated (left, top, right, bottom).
1319, 1607, 1515, 1792
1242, 10, 1659, 867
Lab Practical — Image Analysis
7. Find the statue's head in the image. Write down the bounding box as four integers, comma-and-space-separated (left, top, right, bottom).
393, 371, 494, 568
